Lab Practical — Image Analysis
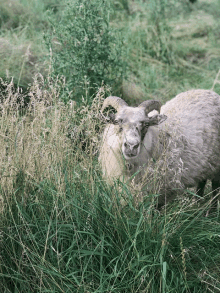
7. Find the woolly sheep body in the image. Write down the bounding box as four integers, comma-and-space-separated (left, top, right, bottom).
99, 89, 220, 202
160, 89, 220, 188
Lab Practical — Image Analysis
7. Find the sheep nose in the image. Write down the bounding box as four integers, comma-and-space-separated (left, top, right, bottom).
123, 140, 140, 158
124, 142, 140, 151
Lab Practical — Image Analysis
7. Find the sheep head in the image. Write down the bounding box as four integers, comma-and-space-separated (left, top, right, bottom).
101, 96, 167, 160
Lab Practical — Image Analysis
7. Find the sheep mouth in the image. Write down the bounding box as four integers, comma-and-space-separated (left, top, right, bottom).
127, 153, 137, 158
123, 152, 139, 159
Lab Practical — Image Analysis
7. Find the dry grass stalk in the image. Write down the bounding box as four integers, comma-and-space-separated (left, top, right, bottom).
0, 76, 106, 211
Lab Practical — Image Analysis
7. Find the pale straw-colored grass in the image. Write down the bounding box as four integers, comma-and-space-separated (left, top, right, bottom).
0, 75, 105, 211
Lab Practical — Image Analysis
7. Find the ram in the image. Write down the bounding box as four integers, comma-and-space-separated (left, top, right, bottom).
99, 89, 220, 206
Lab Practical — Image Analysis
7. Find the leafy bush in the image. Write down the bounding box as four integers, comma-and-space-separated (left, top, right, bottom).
45, 0, 126, 102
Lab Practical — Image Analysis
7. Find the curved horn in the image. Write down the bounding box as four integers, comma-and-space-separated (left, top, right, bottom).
138, 100, 161, 115
101, 96, 128, 113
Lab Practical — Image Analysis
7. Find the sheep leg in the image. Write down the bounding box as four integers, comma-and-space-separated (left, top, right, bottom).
212, 175, 220, 209
196, 179, 207, 197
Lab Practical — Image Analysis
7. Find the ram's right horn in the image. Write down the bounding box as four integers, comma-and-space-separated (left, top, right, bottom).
101, 96, 128, 113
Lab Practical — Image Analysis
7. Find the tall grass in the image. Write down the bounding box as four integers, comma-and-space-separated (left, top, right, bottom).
114, 0, 220, 102
0, 0, 60, 90
0, 78, 220, 292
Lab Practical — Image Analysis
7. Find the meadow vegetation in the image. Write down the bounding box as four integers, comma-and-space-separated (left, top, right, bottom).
1, 0, 220, 292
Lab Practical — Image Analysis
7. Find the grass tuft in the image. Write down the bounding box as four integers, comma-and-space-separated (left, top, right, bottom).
0, 77, 220, 292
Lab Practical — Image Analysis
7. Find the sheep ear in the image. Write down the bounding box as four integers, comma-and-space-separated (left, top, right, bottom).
148, 114, 167, 126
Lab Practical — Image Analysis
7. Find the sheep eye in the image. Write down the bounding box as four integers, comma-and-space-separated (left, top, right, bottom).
141, 121, 149, 128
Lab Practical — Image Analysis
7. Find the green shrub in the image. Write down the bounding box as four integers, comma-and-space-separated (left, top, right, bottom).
45, 0, 126, 102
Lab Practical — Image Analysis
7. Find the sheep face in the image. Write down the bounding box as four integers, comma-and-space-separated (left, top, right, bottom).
112, 107, 166, 160
115, 107, 145, 159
